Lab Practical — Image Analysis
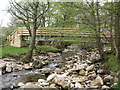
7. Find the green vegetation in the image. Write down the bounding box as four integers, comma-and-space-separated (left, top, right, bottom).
36, 46, 61, 52
104, 55, 119, 72
1, 46, 29, 58
103, 54, 120, 90
1, 45, 61, 58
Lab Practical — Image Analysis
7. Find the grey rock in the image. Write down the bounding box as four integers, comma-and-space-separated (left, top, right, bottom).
21, 82, 40, 88
54, 76, 70, 88
75, 82, 84, 88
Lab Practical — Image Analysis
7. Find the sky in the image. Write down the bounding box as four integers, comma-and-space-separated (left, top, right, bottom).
0, 0, 115, 27
0, 0, 11, 27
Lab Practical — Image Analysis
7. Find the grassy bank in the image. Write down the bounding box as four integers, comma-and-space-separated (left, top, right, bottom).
1, 45, 60, 58
1, 46, 29, 58
104, 54, 120, 89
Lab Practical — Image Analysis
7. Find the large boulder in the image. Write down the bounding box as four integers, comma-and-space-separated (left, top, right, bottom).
54, 76, 70, 88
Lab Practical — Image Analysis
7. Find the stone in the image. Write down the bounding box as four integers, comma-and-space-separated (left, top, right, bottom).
90, 53, 100, 63
104, 75, 114, 84
38, 79, 45, 83
36, 82, 49, 86
79, 70, 86, 76
0, 62, 6, 69
54, 76, 70, 88
41, 61, 49, 65
95, 76, 104, 85
97, 69, 105, 74
50, 84, 56, 88
90, 81, 101, 87
75, 82, 84, 88
90, 85, 99, 88
21, 82, 40, 88
47, 73, 57, 82
72, 77, 88, 82
18, 82, 25, 87
102, 85, 110, 88
24, 64, 31, 70
13, 64, 23, 71
86, 64, 94, 71
70, 83, 74, 88
54, 68, 63, 74
41, 69, 51, 75
32, 60, 42, 68
88, 73, 97, 80
74, 64, 87, 70
6, 65, 12, 72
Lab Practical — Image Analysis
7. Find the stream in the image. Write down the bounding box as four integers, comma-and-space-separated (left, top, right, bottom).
0, 53, 68, 89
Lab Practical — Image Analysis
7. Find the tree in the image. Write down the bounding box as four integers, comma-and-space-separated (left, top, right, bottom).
9, 0, 49, 62
114, 1, 120, 62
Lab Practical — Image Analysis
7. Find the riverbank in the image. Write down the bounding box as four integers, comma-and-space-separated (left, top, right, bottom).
0, 44, 119, 89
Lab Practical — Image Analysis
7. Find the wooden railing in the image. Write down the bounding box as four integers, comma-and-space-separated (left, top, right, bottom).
9, 27, 114, 37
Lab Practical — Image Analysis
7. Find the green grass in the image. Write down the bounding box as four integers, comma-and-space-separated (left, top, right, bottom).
1, 46, 29, 58
104, 55, 119, 72
0, 45, 61, 58
36, 46, 61, 52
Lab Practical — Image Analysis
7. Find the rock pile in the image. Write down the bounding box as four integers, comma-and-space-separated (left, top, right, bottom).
0, 52, 62, 75
19, 45, 118, 89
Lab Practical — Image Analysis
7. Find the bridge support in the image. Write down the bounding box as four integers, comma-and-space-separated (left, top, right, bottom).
7, 34, 26, 47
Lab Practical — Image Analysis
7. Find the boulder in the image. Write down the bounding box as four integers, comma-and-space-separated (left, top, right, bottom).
18, 82, 25, 87
90, 53, 100, 63
104, 75, 114, 85
86, 64, 94, 71
6, 63, 12, 72
97, 69, 105, 74
95, 76, 104, 85
54, 68, 63, 74
23, 64, 32, 70
47, 73, 57, 82
0, 62, 6, 69
38, 79, 45, 82
50, 84, 56, 88
79, 70, 86, 76
36, 82, 49, 86
21, 82, 40, 88
75, 82, 84, 88
54, 76, 70, 88
90, 81, 101, 87
74, 64, 87, 70
102, 85, 110, 88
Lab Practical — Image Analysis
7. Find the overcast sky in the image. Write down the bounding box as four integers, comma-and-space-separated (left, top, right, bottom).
0, 0, 10, 27
0, 0, 115, 27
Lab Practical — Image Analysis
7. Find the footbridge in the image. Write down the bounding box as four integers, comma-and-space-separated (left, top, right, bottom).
7, 27, 113, 47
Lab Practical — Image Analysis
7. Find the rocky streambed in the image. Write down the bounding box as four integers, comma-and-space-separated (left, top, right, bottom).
0, 45, 118, 89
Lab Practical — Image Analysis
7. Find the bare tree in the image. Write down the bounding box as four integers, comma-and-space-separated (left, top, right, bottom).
9, 0, 49, 62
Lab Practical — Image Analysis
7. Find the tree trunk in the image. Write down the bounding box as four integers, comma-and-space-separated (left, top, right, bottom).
115, 2, 120, 62
110, 1, 115, 53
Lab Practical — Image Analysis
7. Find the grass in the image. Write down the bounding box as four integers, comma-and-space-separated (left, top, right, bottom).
1, 45, 61, 58
36, 46, 61, 52
1, 46, 29, 58
104, 54, 120, 89
104, 54, 119, 72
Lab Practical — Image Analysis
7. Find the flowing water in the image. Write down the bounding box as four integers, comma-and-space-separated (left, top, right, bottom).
0, 57, 63, 89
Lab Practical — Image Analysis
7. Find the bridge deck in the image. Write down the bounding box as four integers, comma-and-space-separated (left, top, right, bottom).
7, 27, 114, 47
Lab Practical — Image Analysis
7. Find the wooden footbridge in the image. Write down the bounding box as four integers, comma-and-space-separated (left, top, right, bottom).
7, 27, 113, 47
